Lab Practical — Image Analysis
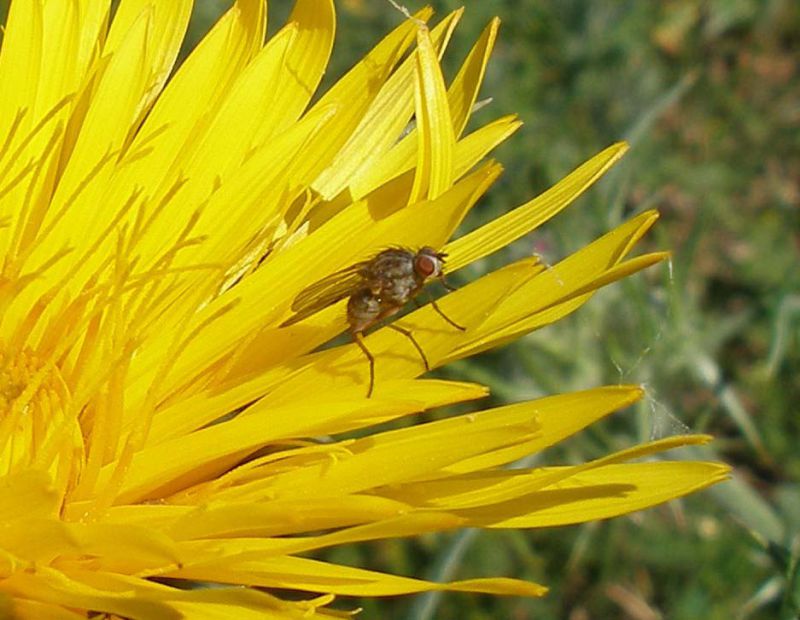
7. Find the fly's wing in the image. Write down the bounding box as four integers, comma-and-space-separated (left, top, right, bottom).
280, 262, 369, 327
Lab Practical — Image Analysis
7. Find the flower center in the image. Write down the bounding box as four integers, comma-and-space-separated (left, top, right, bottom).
0, 348, 36, 410
0, 342, 75, 480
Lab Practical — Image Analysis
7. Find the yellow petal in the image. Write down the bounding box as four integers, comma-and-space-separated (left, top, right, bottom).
468, 461, 731, 528
382, 435, 715, 510
254, 0, 335, 138
350, 113, 520, 203
0, 470, 60, 520
102, 504, 193, 529
26, 9, 155, 282
349, 19, 502, 200
0, 519, 180, 573
269, 512, 467, 556
452, 114, 522, 177
443, 385, 645, 474
312, 11, 461, 200
166, 554, 547, 598
447, 18, 500, 137
408, 26, 456, 203
165, 495, 412, 541
151, 23, 300, 215
244, 404, 539, 502
151, 378, 486, 443
2, 567, 178, 620
27, 0, 269, 299
445, 142, 629, 271
12, 598, 86, 620
113, 0, 266, 190
445, 210, 665, 360
0, 0, 44, 131
35, 1, 105, 123
104, 1, 192, 91
91, 379, 481, 503
448, 251, 668, 359
300, 8, 429, 206
52, 568, 329, 619
156, 102, 339, 268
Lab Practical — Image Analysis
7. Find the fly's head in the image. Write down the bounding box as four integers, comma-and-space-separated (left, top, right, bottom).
413, 247, 447, 282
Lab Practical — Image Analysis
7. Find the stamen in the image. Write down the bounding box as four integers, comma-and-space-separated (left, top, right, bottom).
0, 95, 72, 181
126, 175, 190, 257
78, 358, 129, 502
0, 159, 36, 203
29, 148, 121, 257
37, 187, 142, 297
117, 122, 171, 168
81, 294, 240, 515
7, 123, 64, 263
0, 108, 27, 167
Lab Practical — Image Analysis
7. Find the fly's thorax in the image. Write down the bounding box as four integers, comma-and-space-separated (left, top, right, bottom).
347, 289, 382, 332
369, 249, 417, 280
367, 249, 420, 305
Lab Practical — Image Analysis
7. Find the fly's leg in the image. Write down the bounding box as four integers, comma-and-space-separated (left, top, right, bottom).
352, 331, 375, 398
387, 324, 430, 371
439, 273, 458, 291
411, 294, 466, 331
429, 277, 466, 331
429, 296, 465, 331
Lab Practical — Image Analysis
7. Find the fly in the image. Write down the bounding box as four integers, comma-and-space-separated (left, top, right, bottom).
280, 247, 465, 397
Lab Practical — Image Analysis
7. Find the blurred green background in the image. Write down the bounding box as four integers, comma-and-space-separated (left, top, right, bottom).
195, 1, 797, 618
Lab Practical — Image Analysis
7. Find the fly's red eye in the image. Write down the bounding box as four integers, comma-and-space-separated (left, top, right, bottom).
415, 254, 438, 278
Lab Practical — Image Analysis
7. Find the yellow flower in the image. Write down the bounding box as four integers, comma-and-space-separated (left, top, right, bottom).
0, 2, 728, 618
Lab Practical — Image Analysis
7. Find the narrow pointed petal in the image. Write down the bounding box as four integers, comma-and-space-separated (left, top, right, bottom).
408, 26, 456, 203
260, 0, 335, 136
166, 554, 547, 598
312, 11, 461, 200
445, 142, 629, 271
464, 461, 731, 528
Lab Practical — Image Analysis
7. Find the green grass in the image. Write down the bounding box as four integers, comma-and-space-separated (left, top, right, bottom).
186, 2, 799, 618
